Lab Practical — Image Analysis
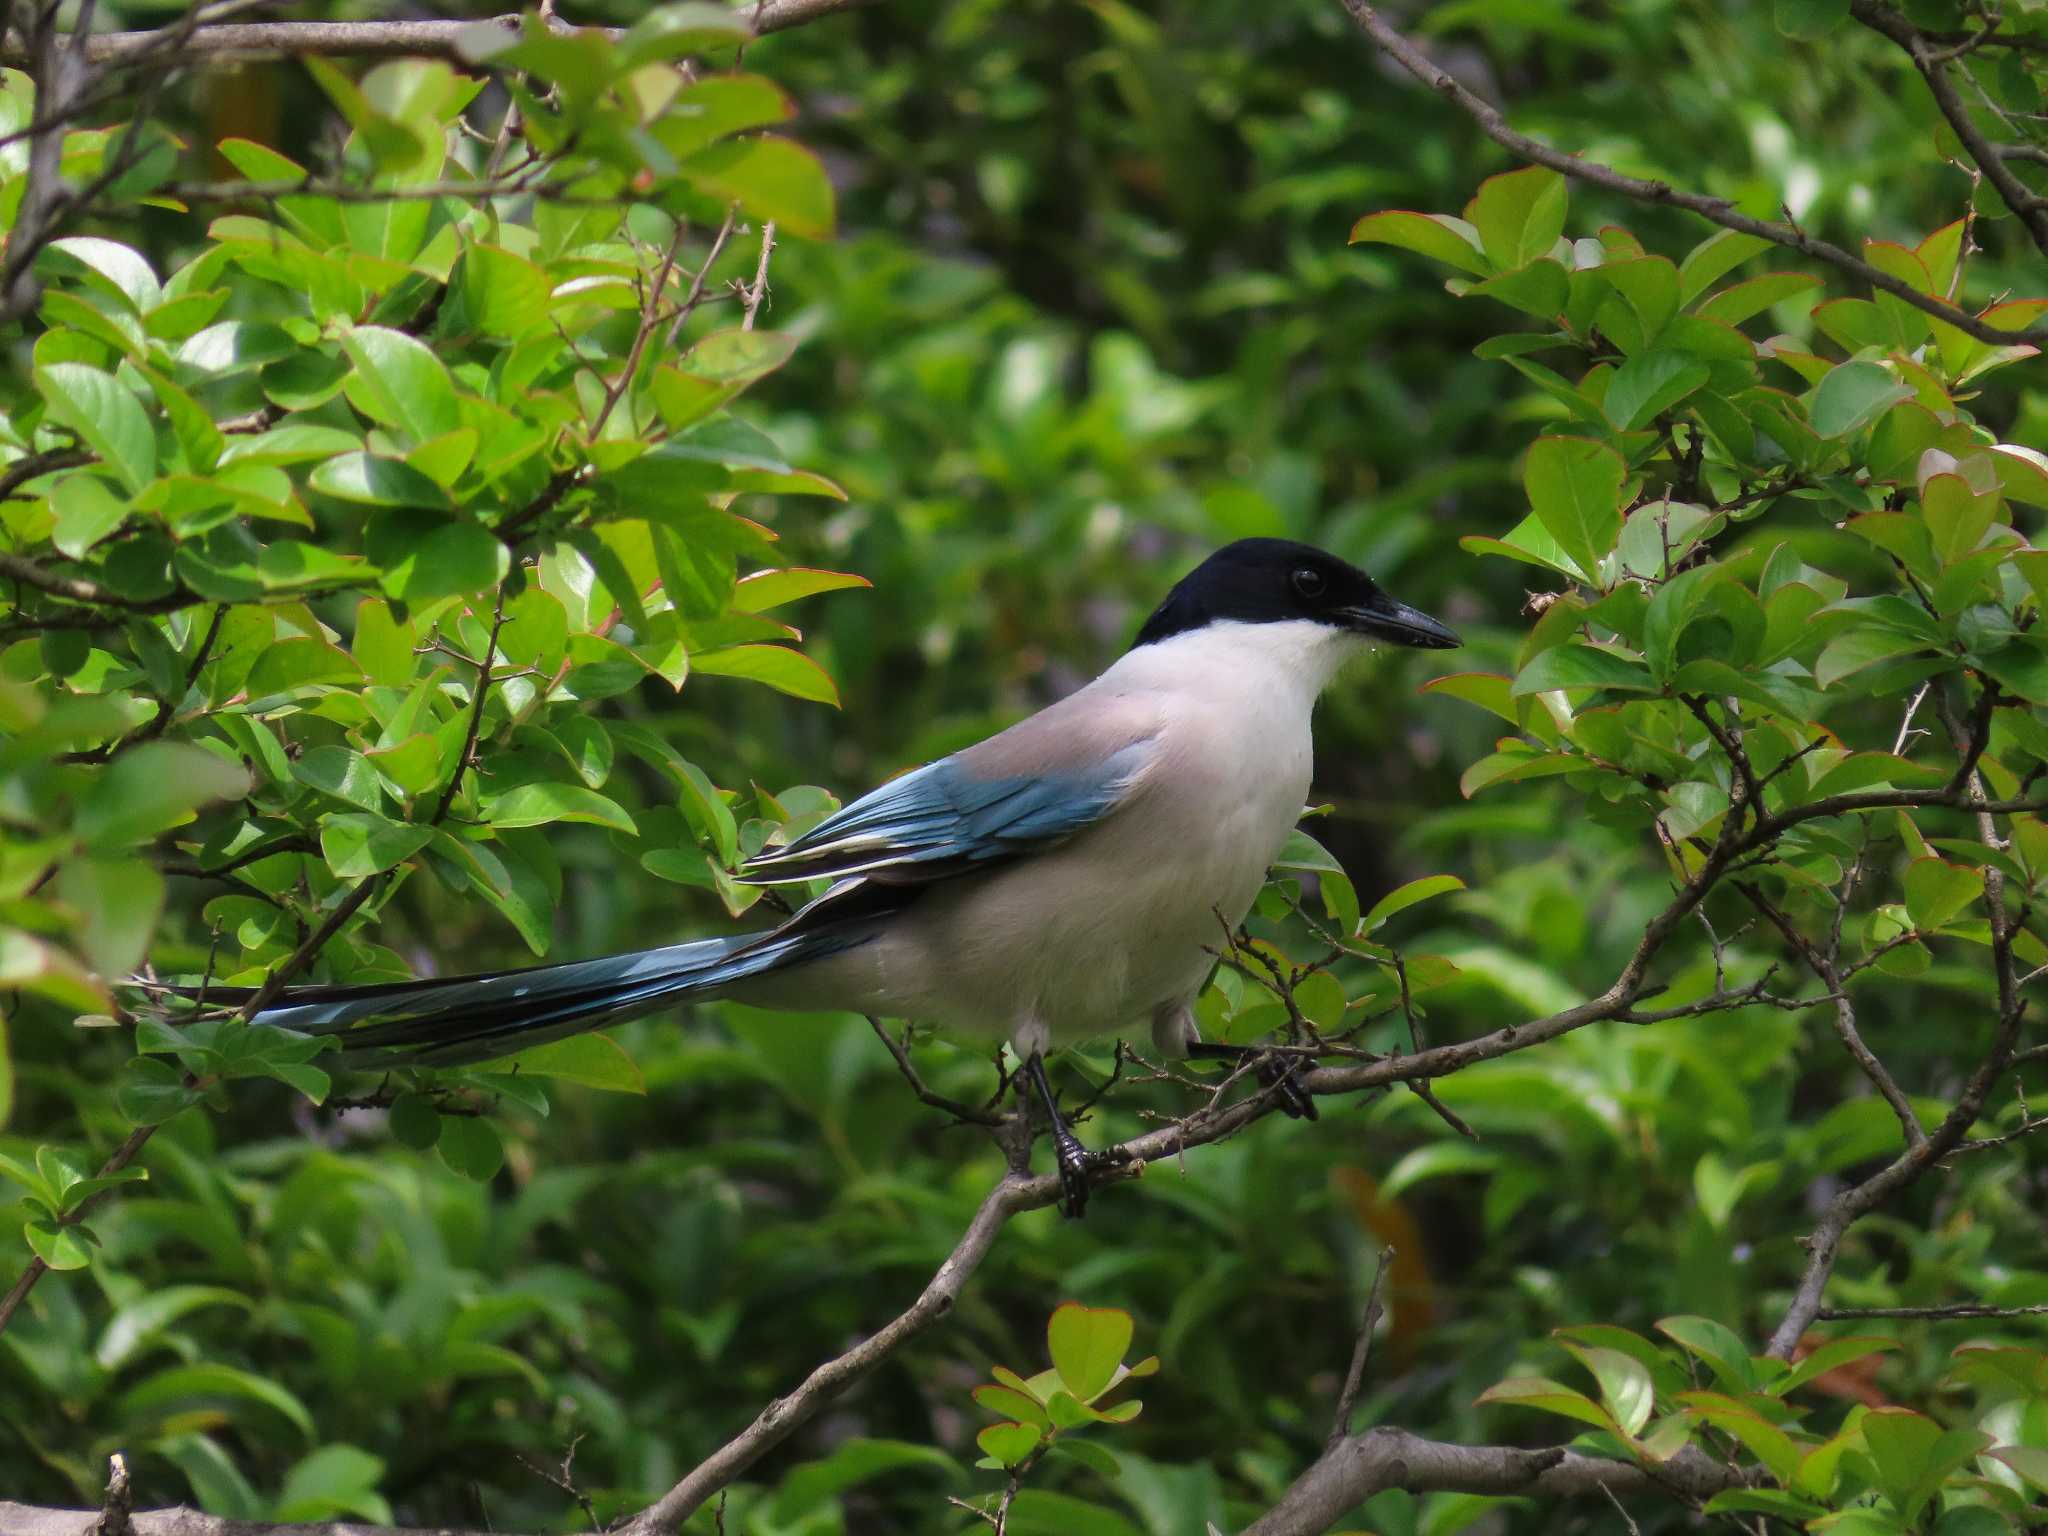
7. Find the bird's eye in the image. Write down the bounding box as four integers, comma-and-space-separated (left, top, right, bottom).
1291, 567, 1326, 599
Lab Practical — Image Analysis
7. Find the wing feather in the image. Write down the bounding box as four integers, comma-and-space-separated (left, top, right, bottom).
741, 694, 1162, 888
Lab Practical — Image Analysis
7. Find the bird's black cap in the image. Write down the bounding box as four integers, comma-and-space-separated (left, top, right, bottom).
1132, 538, 1460, 651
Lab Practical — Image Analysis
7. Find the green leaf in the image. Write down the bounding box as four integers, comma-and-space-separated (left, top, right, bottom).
1047, 1303, 1133, 1403
96, 1285, 253, 1370
1692, 270, 1823, 327
117, 1056, 201, 1125
339, 326, 462, 444
57, 856, 164, 974
501, 1033, 646, 1093
977, 1421, 1043, 1469
436, 1115, 504, 1181
50, 472, 130, 558
1655, 1317, 1757, 1392
320, 813, 433, 877
368, 516, 509, 600
1677, 229, 1772, 305
117, 1363, 316, 1440
1476, 1376, 1616, 1431
1523, 436, 1627, 577
1362, 874, 1465, 933
292, 746, 386, 812
77, 743, 250, 849
1512, 643, 1657, 695
652, 71, 794, 155
35, 362, 157, 492
273, 1444, 390, 1525
1603, 350, 1709, 431
1776, 0, 1848, 39
691, 644, 840, 705
681, 137, 836, 239
449, 244, 552, 338
1349, 210, 1490, 276
1469, 165, 1568, 270
1860, 1408, 1993, 1524
47, 236, 161, 310
1380, 1141, 1500, 1198
1676, 1392, 1801, 1482
974, 1383, 1051, 1426
1770, 1336, 1899, 1397
1811, 360, 1913, 439
483, 782, 639, 834
24, 1219, 94, 1269
1921, 473, 1994, 567
245, 637, 362, 696
388, 1093, 441, 1149
309, 451, 451, 508
1903, 856, 1983, 931
1561, 1345, 1655, 1436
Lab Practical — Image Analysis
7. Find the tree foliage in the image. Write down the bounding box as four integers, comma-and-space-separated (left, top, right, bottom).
0, 3, 2045, 1536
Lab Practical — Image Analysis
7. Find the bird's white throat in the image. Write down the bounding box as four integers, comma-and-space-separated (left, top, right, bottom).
1103, 618, 1365, 711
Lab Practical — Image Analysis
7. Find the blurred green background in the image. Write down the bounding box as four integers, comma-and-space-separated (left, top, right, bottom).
5, 3, 2046, 1534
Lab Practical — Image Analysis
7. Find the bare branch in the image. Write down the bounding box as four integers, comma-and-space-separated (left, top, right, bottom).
1333, 0, 2048, 347
1327, 1246, 1393, 1451
0, 1, 878, 66
741, 219, 776, 329
1242, 1427, 1748, 1536
1739, 883, 1925, 1150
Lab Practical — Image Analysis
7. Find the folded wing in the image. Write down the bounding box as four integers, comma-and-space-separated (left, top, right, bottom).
741, 694, 1163, 888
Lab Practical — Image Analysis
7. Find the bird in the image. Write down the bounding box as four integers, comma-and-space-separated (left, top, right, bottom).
214, 538, 1459, 1216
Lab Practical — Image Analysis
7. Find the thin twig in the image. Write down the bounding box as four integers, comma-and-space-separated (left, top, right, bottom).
1327, 1246, 1394, 1451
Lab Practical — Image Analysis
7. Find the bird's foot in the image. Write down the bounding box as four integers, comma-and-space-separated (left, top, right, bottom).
1256, 1051, 1319, 1121
1052, 1127, 1097, 1219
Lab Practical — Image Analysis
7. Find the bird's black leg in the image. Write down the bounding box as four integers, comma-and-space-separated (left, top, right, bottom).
1186, 1040, 1319, 1121
1023, 1050, 1095, 1219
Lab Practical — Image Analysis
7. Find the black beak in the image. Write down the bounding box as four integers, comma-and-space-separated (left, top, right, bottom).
1338, 592, 1461, 650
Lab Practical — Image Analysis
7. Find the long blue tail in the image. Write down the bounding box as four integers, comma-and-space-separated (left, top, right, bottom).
213, 926, 863, 1068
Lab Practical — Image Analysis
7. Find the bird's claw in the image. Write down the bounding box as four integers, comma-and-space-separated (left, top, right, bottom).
1053, 1130, 1096, 1219
1257, 1052, 1319, 1121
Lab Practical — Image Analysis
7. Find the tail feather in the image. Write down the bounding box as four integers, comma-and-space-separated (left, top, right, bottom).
208, 927, 867, 1068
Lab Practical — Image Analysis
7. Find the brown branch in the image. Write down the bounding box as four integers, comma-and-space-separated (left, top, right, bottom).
1327, 1246, 1393, 1452
0, 447, 92, 502
1850, 1, 2048, 259
431, 590, 508, 826
1242, 1427, 1748, 1536
0, 1, 877, 66
1334, 0, 2048, 347
1762, 701, 2030, 1358
866, 1016, 1003, 1126
1738, 883, 1925, 1150
741, 220, 776, 329
666, 204, 739, 347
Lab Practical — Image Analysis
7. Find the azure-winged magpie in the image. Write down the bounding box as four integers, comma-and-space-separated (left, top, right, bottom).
218, 538, 1459, 1215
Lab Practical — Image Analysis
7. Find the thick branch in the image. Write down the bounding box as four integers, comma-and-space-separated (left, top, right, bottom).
1243, 1427, 1748, 1536
0, 0, 877, 65
1335, 0, 2048, 347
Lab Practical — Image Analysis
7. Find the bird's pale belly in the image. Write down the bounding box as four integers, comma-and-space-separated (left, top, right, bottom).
787, 761, 1308, 1055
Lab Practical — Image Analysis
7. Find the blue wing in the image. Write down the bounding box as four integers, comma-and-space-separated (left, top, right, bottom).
741, 725, 1158, 888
